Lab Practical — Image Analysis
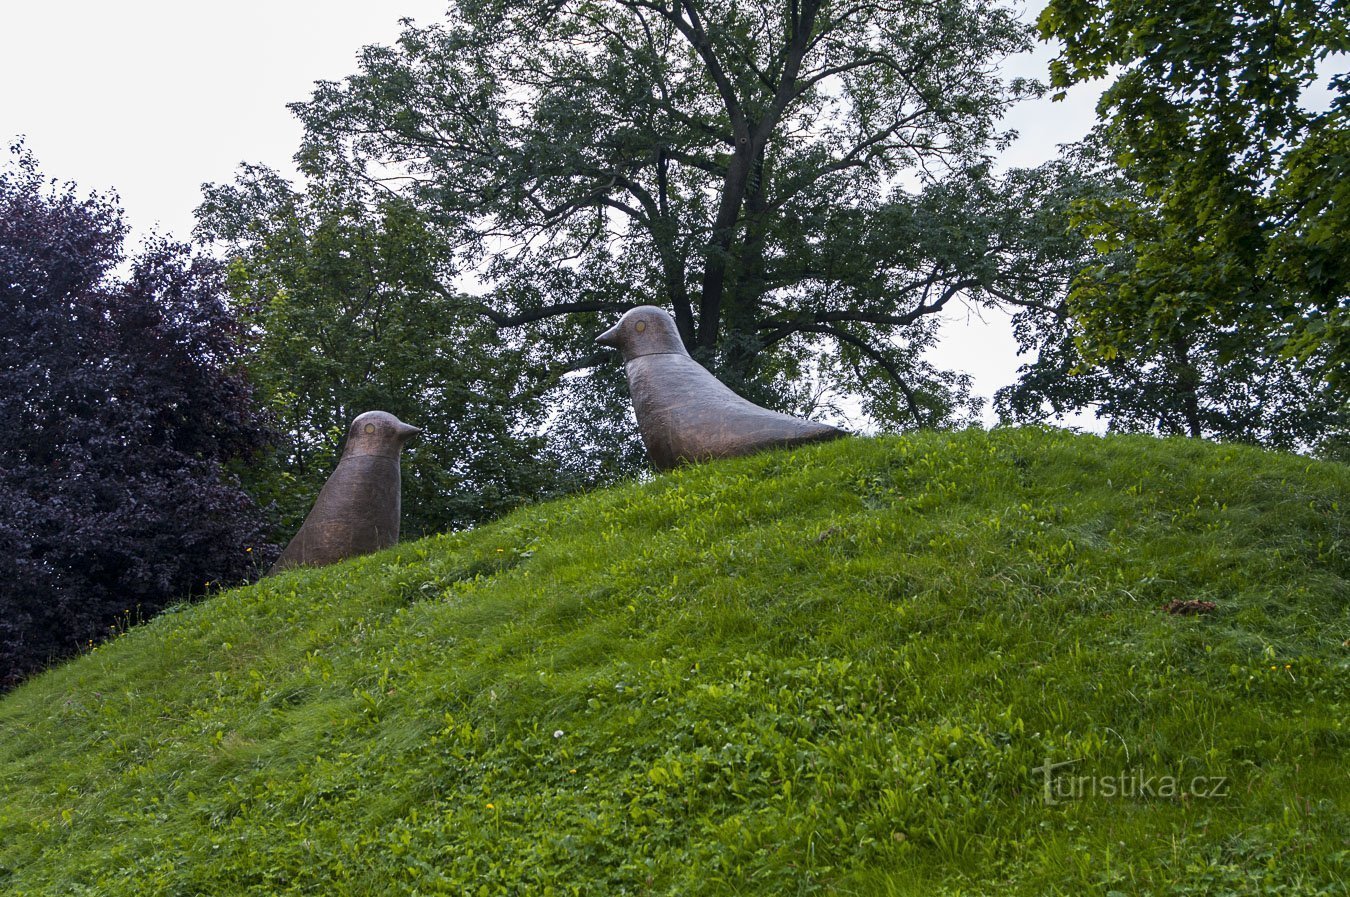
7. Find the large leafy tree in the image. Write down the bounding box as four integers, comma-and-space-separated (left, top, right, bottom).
1037, 0, 1349, 394
0, 146, 274, 687
227, 0, 1055, 430
196, 166, 604, 538
993, 148, 1346, 448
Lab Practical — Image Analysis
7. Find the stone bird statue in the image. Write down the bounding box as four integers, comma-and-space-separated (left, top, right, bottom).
596, 305, 845, 471
269, 411, 421, 574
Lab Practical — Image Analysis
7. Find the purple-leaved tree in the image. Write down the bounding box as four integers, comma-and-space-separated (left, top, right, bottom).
0, 143, 276, 688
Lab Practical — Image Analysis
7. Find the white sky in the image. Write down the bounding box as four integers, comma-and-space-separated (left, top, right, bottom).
0, 0, 1108, 428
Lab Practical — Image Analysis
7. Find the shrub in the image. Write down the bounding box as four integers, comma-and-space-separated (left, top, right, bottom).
0, 143, 275, 687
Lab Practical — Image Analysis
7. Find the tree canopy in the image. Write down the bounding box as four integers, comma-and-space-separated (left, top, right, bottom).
1038, 0, 1349, 393
197, 166, 592, 538
992, 147, 1346, 449
0, 145, 274, 687
209, 0, 1064, 438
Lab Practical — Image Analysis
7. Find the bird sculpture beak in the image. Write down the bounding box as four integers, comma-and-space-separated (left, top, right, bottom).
595, 322, 622, 348
395, 421, 422, 441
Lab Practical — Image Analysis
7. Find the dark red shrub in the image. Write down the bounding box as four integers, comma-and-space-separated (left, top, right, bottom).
0, 144, 276, 688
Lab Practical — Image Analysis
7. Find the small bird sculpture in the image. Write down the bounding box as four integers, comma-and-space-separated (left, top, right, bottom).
269, 411, 421, 574
596, 306, 845, 471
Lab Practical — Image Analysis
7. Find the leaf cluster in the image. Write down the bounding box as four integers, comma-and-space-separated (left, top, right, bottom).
0, 144, 275, 687
1039, 0, 1350, 392
197, 166, 594, 539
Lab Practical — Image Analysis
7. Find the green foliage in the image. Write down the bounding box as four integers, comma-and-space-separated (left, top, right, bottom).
995, 145, 1345, 447
197, 167, 611, 538
1, 430, 1346, 894
227, 0, 1062, 431
1037, 0, 1350, 395
1001, 295, 1346, 448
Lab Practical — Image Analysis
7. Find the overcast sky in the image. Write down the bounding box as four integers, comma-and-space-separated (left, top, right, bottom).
1, 0, 1107, 427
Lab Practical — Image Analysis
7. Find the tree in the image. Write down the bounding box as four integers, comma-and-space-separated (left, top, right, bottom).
0, 145, 274, 688
998, 297, 1346, 448
990, 147, 1347, 448
197, 166, 595, 538
225, 0, 1055, 432
1037, 0, 1350, 394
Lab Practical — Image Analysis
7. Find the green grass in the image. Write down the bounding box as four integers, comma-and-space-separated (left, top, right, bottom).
1, 427, 1346, 895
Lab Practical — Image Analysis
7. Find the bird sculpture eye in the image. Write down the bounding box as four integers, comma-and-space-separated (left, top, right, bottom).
364, 424, 376, 434
635, 321, 647, 333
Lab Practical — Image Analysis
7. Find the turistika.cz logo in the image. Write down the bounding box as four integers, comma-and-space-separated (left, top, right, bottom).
1032, 758, 1230, 806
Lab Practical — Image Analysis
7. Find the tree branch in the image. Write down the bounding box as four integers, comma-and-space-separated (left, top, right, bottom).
777, 322, 928, 427
429, 283, 629, 328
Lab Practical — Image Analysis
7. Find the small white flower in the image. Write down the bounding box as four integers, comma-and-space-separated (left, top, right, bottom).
553, 729, 564, 739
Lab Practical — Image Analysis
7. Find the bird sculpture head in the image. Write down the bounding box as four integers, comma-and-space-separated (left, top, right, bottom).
595, 306, 689, 361
342, 411, 421, 459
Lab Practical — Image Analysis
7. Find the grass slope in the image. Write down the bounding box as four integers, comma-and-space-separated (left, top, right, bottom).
1, 428, 1346, 896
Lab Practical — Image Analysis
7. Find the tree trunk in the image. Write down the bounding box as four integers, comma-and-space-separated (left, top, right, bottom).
655, 151, 697, 348
722, 150, 771, 381
1171, 334, 1204, 438
697, 144, 754, 353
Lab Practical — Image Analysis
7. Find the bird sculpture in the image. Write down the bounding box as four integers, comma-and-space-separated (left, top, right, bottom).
596, 305, 845, 471
269, 411, 421, 574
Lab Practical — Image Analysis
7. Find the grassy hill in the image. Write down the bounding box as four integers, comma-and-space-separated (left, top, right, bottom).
0, 428, 1346, 895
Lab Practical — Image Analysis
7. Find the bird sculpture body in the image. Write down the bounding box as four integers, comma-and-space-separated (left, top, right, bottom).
269, 411, 421, 574
596, 306, 845, 471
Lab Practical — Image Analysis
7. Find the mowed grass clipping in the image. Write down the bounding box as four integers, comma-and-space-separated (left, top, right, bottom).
0, 427, 1346, 896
